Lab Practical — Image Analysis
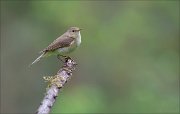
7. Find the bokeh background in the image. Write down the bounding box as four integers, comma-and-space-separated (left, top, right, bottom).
1, 1, 179, 113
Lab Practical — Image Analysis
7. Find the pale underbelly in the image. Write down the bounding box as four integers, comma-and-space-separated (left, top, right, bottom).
56, 46, 77, 55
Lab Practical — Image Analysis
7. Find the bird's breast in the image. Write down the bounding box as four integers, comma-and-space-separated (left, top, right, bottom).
76, 32, 81, 46
56, 32, 81, 55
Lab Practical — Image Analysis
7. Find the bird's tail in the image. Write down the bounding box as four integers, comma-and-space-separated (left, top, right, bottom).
29, 53, 45, 67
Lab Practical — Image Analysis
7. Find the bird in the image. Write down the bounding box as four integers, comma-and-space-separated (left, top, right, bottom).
30, 27, 82, 66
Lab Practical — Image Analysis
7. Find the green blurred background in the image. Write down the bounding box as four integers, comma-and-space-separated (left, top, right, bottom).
1, 1, 179, 113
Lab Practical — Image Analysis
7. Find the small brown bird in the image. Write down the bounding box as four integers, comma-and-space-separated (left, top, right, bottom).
30, 27, 82, 66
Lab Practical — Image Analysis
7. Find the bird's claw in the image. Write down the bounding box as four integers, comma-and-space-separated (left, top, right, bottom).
65, 56, 72, 62
57, 55, 72, 63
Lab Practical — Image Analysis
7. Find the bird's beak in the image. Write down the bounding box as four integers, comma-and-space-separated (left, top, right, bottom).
79, 28, 83, 31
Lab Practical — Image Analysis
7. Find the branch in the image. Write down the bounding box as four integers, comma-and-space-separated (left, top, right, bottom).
36, 58, 77, 114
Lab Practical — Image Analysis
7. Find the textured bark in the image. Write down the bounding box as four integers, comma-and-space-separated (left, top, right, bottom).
36, 59, 77, 114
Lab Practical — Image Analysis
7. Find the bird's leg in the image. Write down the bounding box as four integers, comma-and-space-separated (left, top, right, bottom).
57, 55, 64, 62
57, 55, 71, 62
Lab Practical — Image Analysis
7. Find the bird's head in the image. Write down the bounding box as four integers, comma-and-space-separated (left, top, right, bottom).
67, 27, 82, 38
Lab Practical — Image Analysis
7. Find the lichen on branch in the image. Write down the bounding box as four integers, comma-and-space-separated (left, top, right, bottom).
36, 58, 77, 114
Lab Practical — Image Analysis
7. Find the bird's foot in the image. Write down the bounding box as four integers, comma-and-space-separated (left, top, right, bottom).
65, 56, 72, 62
57, 55, 72, 63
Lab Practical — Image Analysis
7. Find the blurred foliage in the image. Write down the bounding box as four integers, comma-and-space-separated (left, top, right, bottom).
1, 1, 179, 113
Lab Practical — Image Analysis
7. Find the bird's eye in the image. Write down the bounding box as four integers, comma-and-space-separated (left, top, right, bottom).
72, 30, 75, 32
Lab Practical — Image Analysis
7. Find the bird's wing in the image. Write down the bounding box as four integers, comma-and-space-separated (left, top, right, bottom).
42, 35, 75, 52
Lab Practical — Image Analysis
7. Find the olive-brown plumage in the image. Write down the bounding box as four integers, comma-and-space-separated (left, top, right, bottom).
30, 27, 82, 66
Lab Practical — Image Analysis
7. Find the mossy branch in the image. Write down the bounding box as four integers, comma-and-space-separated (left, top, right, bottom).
36, 58, 77, 114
